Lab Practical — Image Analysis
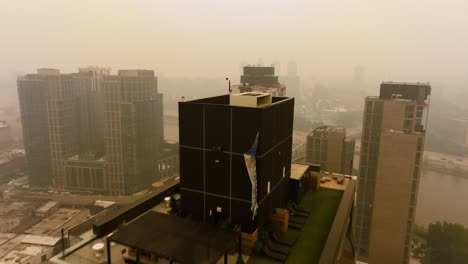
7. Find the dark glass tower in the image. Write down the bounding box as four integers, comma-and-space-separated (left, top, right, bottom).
178, 93, 294, 230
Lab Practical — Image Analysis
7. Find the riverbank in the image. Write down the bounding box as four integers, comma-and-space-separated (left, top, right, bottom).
423, 159, 468, 179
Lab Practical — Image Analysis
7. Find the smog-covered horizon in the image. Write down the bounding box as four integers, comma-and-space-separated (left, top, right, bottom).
2, 1, 468, 105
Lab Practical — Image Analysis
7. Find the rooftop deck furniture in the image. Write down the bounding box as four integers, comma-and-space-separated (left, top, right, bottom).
266, 240, 292, 255
290, 208, 308, 218
293, 203, 311, 214
263, 244, 287, 262
289, 215, 306, 225
272, 232, 298, 247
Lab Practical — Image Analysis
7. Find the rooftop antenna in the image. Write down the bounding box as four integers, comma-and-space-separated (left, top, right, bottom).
226, 77, 232, 93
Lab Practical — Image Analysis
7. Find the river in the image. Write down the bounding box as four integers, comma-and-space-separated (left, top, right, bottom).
415, 169, 468, 227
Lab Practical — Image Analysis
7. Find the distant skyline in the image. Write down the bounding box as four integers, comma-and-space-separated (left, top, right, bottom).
1, 0, 468, 103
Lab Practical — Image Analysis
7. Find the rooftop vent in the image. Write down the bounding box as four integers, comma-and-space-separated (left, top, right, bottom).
230, 92, 272, 108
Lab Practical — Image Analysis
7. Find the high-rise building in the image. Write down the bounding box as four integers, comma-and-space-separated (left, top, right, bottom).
241, 66, 279, 87
46, 71, 82, 189
238, 66, 286, 96
305, 126, 355, 175
102, 70, 164, 195
62, 67, 110, 192
17, 69, 57, 186
75, 66, 110, 157
18, 68, 164, 195
354, 82, 431, 264
281, 61, 300, 99
178, 92, 294, 230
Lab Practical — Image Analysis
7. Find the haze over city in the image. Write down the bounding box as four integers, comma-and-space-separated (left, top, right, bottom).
1, 1, 468, 264
2, 0, 468, 104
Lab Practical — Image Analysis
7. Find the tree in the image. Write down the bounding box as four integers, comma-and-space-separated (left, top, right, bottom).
418, 221, 468, 264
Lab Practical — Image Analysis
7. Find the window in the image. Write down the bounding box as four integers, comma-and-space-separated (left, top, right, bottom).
361, 158, 368, 167
366, 101, 373, 113
363, 128, 369, 139
404, 119, 413, 130
364, 115, 371, 126
362, 142, 369, 152
406, 105, 415, 113
375, 102, 383, 113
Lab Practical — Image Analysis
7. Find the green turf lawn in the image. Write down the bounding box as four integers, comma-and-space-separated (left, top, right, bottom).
247, 187, 344, 264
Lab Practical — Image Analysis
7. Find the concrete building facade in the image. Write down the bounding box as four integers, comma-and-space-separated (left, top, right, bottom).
75, 67, 110, 157
353, 82, 431, 264
45, 72, 81, 189
102, 70, 164, 195
17, 70, 55, 187
305, 126, 355, 175
18, 68, 164, 195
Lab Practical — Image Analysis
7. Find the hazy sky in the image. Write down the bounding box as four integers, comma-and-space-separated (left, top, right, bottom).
1, 0, 468, 87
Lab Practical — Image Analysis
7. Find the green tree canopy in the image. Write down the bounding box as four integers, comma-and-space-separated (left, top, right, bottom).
421, 221, 468, 264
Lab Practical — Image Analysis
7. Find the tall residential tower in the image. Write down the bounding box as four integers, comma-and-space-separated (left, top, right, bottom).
17, 69, 56, 186
102, 70, 164, 195
18, 68, 164, 195
354, 82, 431, 264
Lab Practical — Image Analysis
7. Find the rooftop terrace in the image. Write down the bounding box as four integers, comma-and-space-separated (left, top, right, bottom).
247, 187, 344, 264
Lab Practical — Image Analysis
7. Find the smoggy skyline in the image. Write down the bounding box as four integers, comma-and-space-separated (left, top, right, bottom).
1, 0, 468, 103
